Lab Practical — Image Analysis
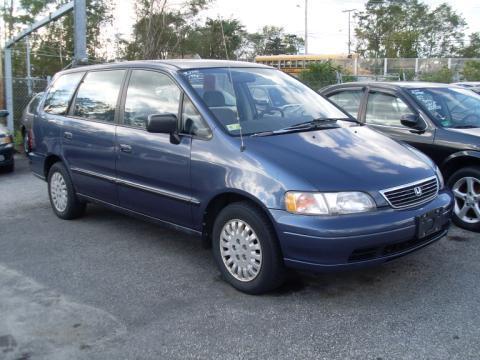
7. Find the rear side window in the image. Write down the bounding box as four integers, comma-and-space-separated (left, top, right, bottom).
328, 90, 363, 118
123, 70, 181, 129
73, 70, 126, 123
43, 72, 84, 115
28, 93, 43, 114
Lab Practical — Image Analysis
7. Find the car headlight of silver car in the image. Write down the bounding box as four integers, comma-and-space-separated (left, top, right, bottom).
285, 191, 376, 215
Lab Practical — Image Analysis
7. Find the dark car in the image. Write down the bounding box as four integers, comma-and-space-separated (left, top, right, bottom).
321, 82, 480, 231
0, 110, 14, 172
453, 82, 480, 95
30, 61, 452, 294
21, 92, 44, 155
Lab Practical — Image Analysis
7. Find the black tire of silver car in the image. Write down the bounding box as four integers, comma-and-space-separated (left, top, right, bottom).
23, 131, 30, 155
47, 162, 86, 220
447, 166, 480, 232
4, 162, 14, 173
212, 201, 286, 294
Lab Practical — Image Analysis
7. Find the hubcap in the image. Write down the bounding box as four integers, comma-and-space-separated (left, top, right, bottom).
50, 172, 68, 212
452, 176, 480, 224
220, 219, 262, 282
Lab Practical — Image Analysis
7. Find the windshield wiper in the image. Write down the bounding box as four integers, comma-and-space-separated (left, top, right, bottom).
251, 118, 346, 137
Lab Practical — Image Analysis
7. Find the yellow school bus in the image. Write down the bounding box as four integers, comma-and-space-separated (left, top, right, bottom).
254, 54, 358, 74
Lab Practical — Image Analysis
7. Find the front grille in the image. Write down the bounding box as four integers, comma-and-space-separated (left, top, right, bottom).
380, 176, 439, 209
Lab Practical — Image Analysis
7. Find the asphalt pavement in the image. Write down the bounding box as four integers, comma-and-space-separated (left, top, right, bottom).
0, 156, 479, 360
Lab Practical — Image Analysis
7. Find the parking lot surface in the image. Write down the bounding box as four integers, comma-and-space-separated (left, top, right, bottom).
0, 156, 479, 360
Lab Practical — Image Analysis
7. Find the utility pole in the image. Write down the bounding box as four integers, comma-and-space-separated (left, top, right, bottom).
342, 9, 356, 55
74, 0, 87, 65
304, 0, 308, 55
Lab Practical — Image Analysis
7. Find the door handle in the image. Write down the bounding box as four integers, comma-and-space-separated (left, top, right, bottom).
119, 144, 132, 153
64, 131, 73, 140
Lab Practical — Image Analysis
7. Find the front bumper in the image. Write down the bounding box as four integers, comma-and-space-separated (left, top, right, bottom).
0, 144, 14, 166
270, 190, 453, 271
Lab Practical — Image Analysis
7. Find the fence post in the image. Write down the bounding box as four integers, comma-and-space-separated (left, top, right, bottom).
447, 58, 452, 70
354, 57, 358, 76
415, 58, 419, 76
384, 58, 388, 76
26, 35, 32, 96
4, 48, 14, 133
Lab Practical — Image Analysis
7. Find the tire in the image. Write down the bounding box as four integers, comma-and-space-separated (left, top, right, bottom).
4, 162, 14, 173
23, 131, 30, 156
47, 162, 86, 220
212, 201, 285, 294
447, 166, 480, 232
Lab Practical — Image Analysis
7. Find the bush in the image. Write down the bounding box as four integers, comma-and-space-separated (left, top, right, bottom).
298, 61, 340, 90
419, 67, 453, 83
462, 60, 480, 81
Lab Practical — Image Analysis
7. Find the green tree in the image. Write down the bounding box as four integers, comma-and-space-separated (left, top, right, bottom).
124, 0, 209, 60
355, 0, 466, 58
248, 26, 304, 56
187, 18, 246, 59
462, 61, 480, 81
419, 66, 453, 83
298, 61, 340, 90
460, 33, 480, 58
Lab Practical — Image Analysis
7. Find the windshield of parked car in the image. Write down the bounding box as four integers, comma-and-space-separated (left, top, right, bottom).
181, 67, 349, 136
408, 87, 480, 128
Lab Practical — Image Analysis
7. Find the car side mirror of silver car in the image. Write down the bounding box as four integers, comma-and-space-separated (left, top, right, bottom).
0, 110, 9, 118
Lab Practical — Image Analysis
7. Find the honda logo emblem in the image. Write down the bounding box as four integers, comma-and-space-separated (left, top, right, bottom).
414, 186, 423, 197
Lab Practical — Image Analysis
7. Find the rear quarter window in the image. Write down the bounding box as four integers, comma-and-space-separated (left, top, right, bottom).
43, 72, 84, 115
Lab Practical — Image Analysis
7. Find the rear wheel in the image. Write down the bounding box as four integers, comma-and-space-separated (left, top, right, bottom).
23, 130, 30, 155
4, 162, 14, 173
447, 166, 480, 232
212, 202, 285, 294
48, 162, 86, 220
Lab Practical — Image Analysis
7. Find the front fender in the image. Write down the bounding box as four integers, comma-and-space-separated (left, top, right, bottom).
441, 150, 480, 177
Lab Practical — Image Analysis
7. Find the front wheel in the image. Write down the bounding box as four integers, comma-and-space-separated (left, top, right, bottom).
48, 162, 86, 220
212, 202, 285, 294
448, 166, 480, 232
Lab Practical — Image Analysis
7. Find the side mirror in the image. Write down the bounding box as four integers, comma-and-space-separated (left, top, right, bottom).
146, 113, 178, 134
0, 110, 9, 118
400, 114, 425, 131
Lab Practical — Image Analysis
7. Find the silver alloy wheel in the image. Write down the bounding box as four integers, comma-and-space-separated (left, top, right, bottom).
50, 172, 68, 212
452, 176, 480, 224
220, 219, 262, 282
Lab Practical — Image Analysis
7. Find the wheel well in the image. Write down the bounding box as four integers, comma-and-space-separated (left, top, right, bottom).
201, 193, 271, 247
44, 155, 62, 178
442, 156, 480, 181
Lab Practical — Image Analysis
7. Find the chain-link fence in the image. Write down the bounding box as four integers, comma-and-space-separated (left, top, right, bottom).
328, 58, 479, 82
0, 77, 49, 131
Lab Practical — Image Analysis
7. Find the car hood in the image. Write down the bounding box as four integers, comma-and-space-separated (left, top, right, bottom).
245, 126, 435, 192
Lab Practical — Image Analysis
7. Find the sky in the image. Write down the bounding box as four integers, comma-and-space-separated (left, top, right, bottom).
113, 0, 480, 56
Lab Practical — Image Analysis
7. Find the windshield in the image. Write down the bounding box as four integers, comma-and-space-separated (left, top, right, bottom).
181, 67, 349, 136
408, 87, 480, 128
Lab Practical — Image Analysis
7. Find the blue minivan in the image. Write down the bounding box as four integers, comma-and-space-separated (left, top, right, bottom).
30, 60, 453, 294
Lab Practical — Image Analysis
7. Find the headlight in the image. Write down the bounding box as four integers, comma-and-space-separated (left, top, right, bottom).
285, 191, 376, 215
435, 166, 445, 189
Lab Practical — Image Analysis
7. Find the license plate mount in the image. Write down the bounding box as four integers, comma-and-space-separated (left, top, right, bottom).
416, 208, 446, 239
